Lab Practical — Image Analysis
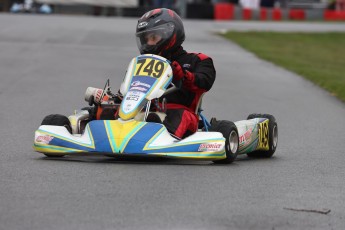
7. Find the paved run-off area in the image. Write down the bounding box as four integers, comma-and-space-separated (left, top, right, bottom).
0, 14, 345, 230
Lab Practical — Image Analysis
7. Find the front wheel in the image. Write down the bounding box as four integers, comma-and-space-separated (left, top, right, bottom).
40, 114, 72, 157
246, 114, 278, 158
41, 114, 72, 133
210, 119, 239, 164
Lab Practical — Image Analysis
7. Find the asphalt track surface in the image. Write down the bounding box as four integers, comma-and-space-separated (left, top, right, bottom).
1, 14, 345, 230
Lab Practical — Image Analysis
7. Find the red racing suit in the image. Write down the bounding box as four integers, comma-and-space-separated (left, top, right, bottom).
162, 47, 216, 138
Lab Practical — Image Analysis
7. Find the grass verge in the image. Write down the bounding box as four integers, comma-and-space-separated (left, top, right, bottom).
221, 32, 345, 103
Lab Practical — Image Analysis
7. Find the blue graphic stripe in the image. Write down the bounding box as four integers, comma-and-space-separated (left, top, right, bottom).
122, 123, 218, 154
123, 123, 163, 153
45, 121, 111, 152
88, 121, 113, 152
121, 76, 157, 116
105, 120, 147, 153
49, 139, 93, 152
143, 144, 202, 154
162, 77, 172, 90
47, 121, 113, 152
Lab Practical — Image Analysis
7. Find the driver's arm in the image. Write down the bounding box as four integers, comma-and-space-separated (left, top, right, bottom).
172, 54, 216, 93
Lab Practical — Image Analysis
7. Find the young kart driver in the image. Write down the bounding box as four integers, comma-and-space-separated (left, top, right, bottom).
91, 8, 216, 139
135, 8, 216, 138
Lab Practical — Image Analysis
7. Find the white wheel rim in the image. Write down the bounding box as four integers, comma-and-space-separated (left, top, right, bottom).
229, 130, 239, 153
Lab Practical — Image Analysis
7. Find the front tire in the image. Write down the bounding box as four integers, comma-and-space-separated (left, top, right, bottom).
41, 114, 72, 133
246, 114, 278, 158
210, 119, 239, 164
40, 114, 72, 157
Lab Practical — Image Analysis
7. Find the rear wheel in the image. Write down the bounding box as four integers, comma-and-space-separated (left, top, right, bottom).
41, 114, 71, 157
210, 119, 239, 164
246, 114, 278, 158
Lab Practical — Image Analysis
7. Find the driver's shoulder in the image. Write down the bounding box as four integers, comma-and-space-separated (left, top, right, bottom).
176, 52, 211, 69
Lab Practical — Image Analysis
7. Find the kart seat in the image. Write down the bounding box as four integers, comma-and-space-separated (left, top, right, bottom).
195, 93, 205, 114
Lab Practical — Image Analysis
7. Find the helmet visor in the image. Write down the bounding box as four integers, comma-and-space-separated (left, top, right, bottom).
136, 22, 175, 54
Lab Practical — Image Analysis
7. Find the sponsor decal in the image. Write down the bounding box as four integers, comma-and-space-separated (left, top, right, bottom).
130, 80, 153, 93
131, 81, 151, 88
130, 86, 147, 92
36, 135, 54, 144
138, 21, 148, 29
198, 143, 222, 152
93, 88, 104, 104
130, 90, 141, 95
239, 127, 253, 144
126, 94, 140, 101
183, 64, 191, 68
129, 76, 156, 94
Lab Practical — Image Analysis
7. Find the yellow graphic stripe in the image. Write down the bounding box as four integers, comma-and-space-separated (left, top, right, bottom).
104, 120, 146, 153
119, 107, 142, 121
149, 151, 226, 159
33, 144, 84, 153
37, 126, 95, 149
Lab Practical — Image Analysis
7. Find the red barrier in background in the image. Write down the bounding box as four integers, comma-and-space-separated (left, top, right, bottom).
212, 5, 345, 21
242, 8, 252, 20
289, 9, 305, 20
260, 8, 268, 20
324, 10, 345, 20
272, 8, 282, 20
214, 3, 234, 20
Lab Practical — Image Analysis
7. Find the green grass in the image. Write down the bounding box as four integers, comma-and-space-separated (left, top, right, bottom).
221, 32, 345, 102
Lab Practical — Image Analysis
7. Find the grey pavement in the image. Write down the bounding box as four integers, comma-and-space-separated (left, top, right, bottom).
0, 14, 345, 230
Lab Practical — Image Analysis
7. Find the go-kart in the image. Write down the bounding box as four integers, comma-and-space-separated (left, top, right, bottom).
33, 54, 278, 164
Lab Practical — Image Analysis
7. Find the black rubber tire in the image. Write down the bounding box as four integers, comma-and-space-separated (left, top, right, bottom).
41, 114, 72, 133
41, 114, 72, 157
246, 114, 278, 158
209, 119, 239, 164
43, 154, 64, 158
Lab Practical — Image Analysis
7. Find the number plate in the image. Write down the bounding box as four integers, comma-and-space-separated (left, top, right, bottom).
257, 119, 269, 151
134, 57, 168, 78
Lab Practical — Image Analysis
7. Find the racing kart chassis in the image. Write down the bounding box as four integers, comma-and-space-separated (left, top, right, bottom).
33, 54, 278, 164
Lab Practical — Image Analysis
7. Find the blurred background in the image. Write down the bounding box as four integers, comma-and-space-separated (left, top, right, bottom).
0, 0, 344, 21
1, 1, 345, 230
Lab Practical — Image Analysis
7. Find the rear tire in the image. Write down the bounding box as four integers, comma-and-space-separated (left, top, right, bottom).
41, 114, 71, 157
210, 119, 239, 164
246, 114, 278, 158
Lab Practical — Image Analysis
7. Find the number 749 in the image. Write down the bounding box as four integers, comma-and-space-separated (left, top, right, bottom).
135, 58, 165, 78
